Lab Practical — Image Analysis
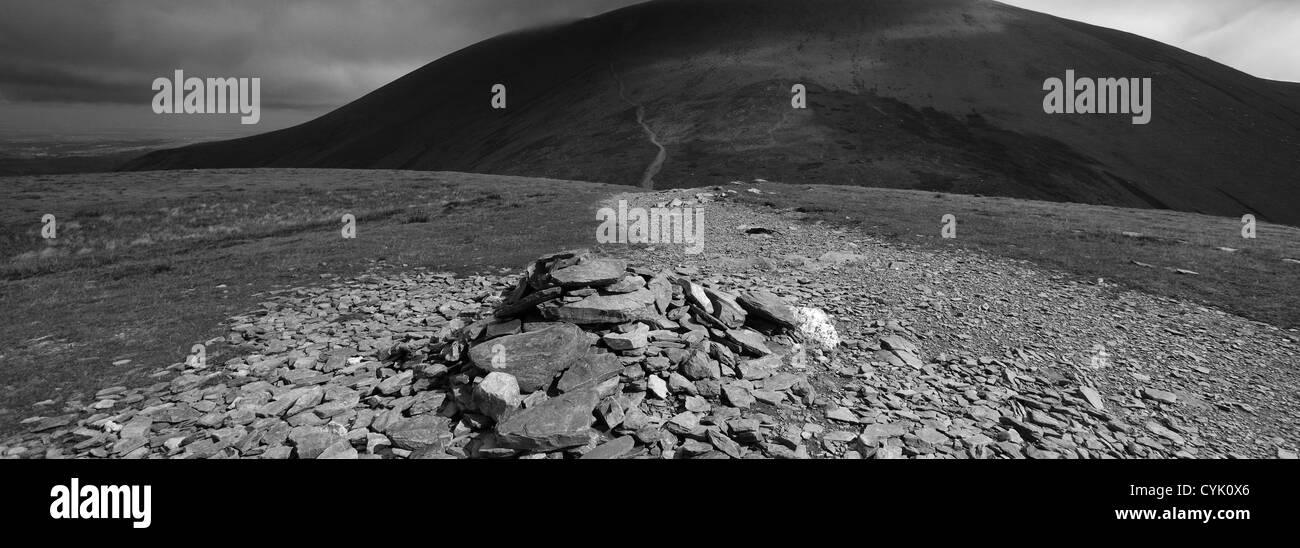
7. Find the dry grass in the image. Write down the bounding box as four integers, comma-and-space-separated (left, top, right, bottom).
0, 169, 620, 433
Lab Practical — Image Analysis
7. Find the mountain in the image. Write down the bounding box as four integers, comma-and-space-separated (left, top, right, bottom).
121, 0, 1300, 225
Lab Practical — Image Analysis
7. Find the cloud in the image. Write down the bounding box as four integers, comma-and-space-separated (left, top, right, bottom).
999, 0, 1300, 82
0, 0, 643, 109
0, 0, 1294, 116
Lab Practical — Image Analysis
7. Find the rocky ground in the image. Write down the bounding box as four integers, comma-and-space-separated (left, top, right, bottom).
3, 186, 1298, 459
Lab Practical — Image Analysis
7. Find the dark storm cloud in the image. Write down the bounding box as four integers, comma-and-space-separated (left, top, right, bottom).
0, 0, 644, 109
1, 0, 1295, 112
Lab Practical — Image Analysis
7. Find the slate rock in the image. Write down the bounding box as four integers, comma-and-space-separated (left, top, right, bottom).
496, 388, 601, 451
496, 287, 564, 318
703, 288, 747, 329
722, 385, 756, 409
1079, 386, 1105, 411
668, 372, 697, 394
1142, 388, 1178, 405
469, 323, 588, 393
386, 416, 454, 451
826, 406, 859, 423
409, 391, 447, 416
484, 319, 523, 339
540, 289, 657, 324
556, 352, 623, 393
261, 445, 293, 459
603, 325, 649, 350
751, 389, 785, 406
915, 428, 950, 446
726, 329, 772, 356
739, 355, 779, 380
597, 399, 625, 429
878, 335, 918, 354
680, 350, 722, 380
764, 373, 801, 392
314, 393, 360, 418
1029, 410, 1065, 429
288, 426, 342, 459
152, 406, 202, 424
647, 376, 670, 399
1145, 421, 1186, 445
318, 439, 359, 459
119, 416, 153, 440
737, 291, 799, 329
375, 372, 412, 397
605, 275, 648, 294
875, 446, 905, 459
708, 429, 743, 458
889, 348, 923, 369
473, 372, 525, 422
647, 276, 673, 313
684, 395, 711, 413
579, 436, 636, 459
549, 258, 627, 288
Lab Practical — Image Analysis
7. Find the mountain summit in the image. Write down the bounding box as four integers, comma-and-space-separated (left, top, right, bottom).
123, 0, 1300, 224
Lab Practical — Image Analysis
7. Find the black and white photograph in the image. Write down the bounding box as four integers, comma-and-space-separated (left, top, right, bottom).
1, 0, 1296, 534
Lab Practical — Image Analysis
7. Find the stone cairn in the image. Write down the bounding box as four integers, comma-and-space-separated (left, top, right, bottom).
4, 250, 839, 459
453, 249, 836, 458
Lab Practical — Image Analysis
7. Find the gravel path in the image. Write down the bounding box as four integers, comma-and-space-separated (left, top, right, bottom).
599, 187, 1300, 458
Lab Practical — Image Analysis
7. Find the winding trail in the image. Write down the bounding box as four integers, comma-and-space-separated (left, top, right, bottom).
612, 65, 667, 189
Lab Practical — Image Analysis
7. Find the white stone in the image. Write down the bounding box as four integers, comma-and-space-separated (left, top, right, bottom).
473, 372, 524, 421
794, 307, 840, 350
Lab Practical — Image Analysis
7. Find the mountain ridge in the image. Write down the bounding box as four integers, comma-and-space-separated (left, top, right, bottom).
122, 0, 1300, 225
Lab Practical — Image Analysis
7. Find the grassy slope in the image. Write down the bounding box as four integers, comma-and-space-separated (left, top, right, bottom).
0, 169, 620, 434
734, 181, 1300, 331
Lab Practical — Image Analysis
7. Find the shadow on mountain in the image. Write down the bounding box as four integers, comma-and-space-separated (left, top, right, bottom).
122, 0, 1300, 225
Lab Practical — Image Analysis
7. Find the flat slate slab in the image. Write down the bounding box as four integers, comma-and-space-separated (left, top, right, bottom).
727, 328, 773, 356
556, 352, 623, 393
549, 258, 628, 288
496, 388, 601, 451
541, 288, 657, 324
386, 415, 454, 451
737, 291, 798, 329
469, 323, 588, 393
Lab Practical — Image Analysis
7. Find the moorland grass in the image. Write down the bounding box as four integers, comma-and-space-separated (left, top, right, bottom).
0, 169, 621, 433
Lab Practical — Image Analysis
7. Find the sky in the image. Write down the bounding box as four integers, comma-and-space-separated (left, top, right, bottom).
0, 0, 1296, 139
998, 0, 1300, 82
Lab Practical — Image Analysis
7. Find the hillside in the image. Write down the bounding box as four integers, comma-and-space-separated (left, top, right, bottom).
122, 0, 1300, 224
